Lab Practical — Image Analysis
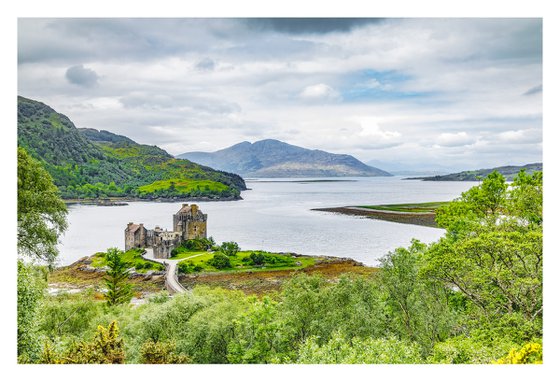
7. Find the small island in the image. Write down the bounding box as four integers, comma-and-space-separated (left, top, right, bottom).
313, 202, 450, 227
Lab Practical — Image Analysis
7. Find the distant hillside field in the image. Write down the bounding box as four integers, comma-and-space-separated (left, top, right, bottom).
17, 96, 246, 200
179, 139, 392, 177
406, 163, 542, 181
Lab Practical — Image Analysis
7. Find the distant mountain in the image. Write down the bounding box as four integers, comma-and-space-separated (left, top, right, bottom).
178, 139, 392, 177
17, 96, 246, 200
406, 163, 543, 181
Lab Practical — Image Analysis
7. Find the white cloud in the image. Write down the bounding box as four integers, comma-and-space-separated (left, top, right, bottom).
496, 129, 542, 144
435, 132, 476, 147
299, 83, 341, 102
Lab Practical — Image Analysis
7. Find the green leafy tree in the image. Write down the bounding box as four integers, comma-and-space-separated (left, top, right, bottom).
103, 248, 133, 306
425, 171, 543, 322
227, 296, 286, 363
219, 241, 240, 257
249, 252, 265, 265
380, 240, 456, 352
17, 261, 47, 363
507, 170, 542, 226
208, 253, 232, 269
17, 147, 68, 264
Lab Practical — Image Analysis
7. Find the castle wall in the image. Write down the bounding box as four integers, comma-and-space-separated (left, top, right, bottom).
152, 231, 182, 259
188, 220, 207, 239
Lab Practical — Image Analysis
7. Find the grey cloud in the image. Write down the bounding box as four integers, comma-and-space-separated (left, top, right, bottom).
119, 93, 241, 116
243, 18, 385, 34
523, 84, 542, 96
65, 64, 99, 87
195, 58, 215, 71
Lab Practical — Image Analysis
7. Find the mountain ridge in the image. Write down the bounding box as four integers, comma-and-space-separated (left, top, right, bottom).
178, 139, 392, 177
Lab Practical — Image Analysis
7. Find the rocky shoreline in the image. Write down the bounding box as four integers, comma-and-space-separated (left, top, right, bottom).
64, 195, 243, 206
313, 206, 438, 228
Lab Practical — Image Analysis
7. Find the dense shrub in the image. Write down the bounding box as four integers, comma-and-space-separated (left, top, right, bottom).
208, 253, 232, 269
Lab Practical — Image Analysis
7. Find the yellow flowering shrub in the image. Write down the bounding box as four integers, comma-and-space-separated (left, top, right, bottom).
494, 342, 542, 364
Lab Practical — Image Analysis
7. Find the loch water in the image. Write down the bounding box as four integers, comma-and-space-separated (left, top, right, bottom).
57, 177, 479, 266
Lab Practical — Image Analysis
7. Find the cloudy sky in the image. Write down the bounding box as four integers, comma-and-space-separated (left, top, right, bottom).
18, 18, 542, 171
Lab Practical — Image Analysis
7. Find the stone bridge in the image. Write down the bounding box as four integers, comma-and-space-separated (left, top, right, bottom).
143, 248, 186, 294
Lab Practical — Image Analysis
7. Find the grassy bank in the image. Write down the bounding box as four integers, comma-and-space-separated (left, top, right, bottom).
176, 250, 317, 274
357, 201, 449, 213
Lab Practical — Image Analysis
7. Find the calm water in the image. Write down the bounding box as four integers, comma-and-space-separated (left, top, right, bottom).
57, 177, 478, 267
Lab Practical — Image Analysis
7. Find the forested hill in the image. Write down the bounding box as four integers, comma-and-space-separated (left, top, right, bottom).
17, 96, 246, 199
406, 163, 543, 181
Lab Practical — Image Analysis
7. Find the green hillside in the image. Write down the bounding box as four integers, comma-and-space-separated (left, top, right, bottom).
17, 96, 246, 199
406, 163, 542, 182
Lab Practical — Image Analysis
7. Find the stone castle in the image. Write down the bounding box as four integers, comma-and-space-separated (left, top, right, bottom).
125, 204, 208, 259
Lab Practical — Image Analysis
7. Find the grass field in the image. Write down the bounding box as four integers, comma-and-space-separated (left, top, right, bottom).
177, 250, 316, 274
91, 248, 165, 273
357, 201, 450, 213
137, 178, 229, 195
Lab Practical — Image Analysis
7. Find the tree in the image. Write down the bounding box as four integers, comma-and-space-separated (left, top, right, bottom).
507, 170, 542, 226
103, 248, 133, 306
250, 252, 265, 265
220, 241, 240, 257
424, 171, 543, 321
208, 253, 232, 269
17, 261, 47, 363
17, 147, 68, 265
380, 240, 456, 352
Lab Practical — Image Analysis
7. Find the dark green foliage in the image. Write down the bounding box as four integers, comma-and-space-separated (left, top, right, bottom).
17, 96, 246, 199
18, 147, 68, 264
413, 162, 542, 181
219, 241, 240, 257
249, 252, 265, 265
17, 261, 47, 363
38, 291, 102, 340
183, 237, 215, 251
41, 321, 125, 364
208, 253, 232, 269
178, 261, 203, 274
380, 241, 457, 353
140, 340, 191, 364
296, 332, 423, 364
103, 248, 133, 306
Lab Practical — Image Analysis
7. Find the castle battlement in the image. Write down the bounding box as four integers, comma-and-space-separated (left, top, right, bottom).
124, 204, 208, 259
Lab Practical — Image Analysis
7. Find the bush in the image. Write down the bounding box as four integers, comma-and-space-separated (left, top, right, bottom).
297, 332, 423, 364
208, 253, 232, 269
178, 261, 204, 274
219, 241, 239, 257
250, 252, 265, 266
140, 340, 191, 364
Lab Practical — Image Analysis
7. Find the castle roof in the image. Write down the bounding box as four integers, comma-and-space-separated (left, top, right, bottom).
176, 203, 204, 216
126, 223, 145, 233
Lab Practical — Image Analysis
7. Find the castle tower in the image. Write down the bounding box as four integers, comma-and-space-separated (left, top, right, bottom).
173, 204, 207, 241
124, 222, 147, 250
